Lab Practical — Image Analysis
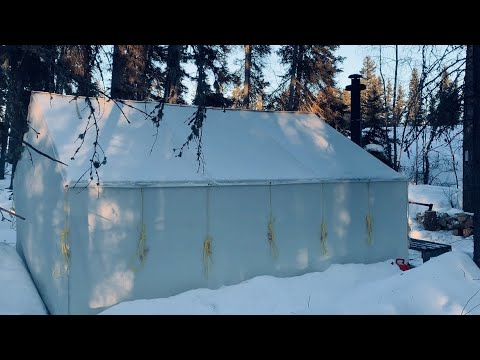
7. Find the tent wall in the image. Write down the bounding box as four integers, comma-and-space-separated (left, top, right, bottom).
14, 134, 69, 315
68, 186, 208, 315
65, 181, 407, 315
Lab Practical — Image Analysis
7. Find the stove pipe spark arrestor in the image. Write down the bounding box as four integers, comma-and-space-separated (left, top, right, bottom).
345, 74, 366, 147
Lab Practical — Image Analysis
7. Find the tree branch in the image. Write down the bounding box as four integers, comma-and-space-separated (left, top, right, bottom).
21, 139, 67, 166
0, 206, 25, 220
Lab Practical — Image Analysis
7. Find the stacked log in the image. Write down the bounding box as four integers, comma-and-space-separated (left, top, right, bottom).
416, 211, 474, 237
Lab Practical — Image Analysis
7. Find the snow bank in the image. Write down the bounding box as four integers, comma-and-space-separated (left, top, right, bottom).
365, 143, 384, 153
100, 251, 480, 315
323, 251, 480, 315
408, 184, 462, 215
0, 243, 47, 314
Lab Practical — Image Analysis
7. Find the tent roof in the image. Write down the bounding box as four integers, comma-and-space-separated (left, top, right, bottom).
25, 91, 407, 187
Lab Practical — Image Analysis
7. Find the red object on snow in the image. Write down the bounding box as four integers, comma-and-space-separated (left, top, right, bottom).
395, 258, 411, 271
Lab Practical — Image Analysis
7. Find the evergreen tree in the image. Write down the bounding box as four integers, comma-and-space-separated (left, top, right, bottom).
272, 45, 342, 112
360, 56, 377, 107
56, 45, 100, 97
435, 69, 461, 128
407, 67, 422, 125
359, 57, 387, 150
141, 45, 165, 101
233, 45, 271, 109
422, 69, 461, 184
190, 45, 235, 108
111, 45, 150, 100
3, 46, 58, 187
316, 85, 349, 135
362, 76, 386, 146
163, 45, 188, 104
342, 88, 351, 113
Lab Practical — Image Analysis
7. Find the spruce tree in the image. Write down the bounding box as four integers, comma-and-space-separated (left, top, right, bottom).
190, 45, 234, 108
317, 85, 349, 135
272, 45, 342, 112
232, 45, 271, 110
163, 45, 188, 104
362, 76, 386, 146
360, 57, 387, 154
407, 68, 422, 125
360, 56, 377, 107
435, 70, 461, 128
422, 69, 461, 184
111, 45, 150, 100
4, 46, 58, 187
56, 45, 99, 97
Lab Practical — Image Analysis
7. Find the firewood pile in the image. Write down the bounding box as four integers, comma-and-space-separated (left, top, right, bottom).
416, 210, 474, 237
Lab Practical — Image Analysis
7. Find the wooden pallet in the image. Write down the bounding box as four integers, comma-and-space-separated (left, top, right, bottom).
409, 238, 452, 263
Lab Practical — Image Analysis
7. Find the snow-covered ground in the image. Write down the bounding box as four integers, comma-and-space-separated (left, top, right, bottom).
0, 172, 47, 314
101, 251, 480, 315
0, 243, 47, 314
0, 170, 477, 315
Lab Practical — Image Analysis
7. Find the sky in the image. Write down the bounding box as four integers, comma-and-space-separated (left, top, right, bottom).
98, 45, 447, 104
183, 45, 368, 103
336, 45, 367, 88
98, 45, 404, 103
254, 45, 368, 95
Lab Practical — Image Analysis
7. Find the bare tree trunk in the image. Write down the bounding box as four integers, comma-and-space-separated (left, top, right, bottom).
378, 46, 392, 166
0, 122, 7, 180
464, 45, 480, 266
45, 45, 56, 93
111, 45, 124, 99
423, 151, 430, 184
445, 131, 460, 188
293, 45, 304, 111
464, 45, 475, 212
111, 45, 149, 100
474, 47, 480, 268
243, 45, 252, 109
287, 45, 299, 111
57, 45, 94, 96
193, 45, 207, 106
164, 45, 183, 104
422, 129, 428, 184
414, 126, 419, 184
392, 45, 399, 170
76, 46, 94, 96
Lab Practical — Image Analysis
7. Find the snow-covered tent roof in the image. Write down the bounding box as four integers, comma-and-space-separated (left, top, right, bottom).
26, 91, 406, 187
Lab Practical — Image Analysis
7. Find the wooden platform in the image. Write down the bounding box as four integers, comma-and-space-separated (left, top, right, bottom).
409, 238, 452, 263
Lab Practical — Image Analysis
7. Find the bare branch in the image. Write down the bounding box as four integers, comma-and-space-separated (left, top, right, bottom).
22, 139, 67, 166
0, 206, 25, 220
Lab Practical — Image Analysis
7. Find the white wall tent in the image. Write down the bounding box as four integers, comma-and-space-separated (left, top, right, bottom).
15, 91, 409, 315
